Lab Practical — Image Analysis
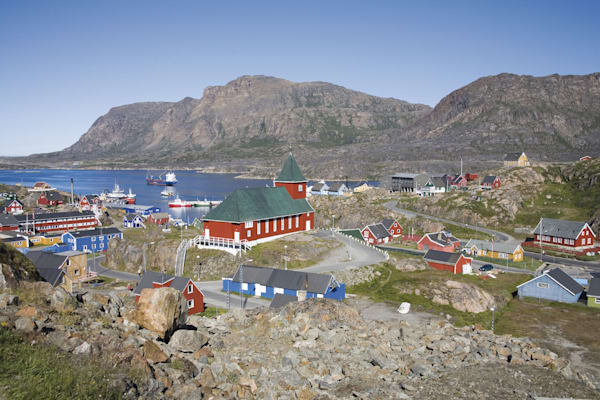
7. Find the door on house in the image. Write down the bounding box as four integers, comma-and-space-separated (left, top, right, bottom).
204, 228, 210, 239
306, 220, 311, 231
234, 231, 240, 243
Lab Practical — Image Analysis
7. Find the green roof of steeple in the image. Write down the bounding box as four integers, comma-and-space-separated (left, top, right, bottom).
275, 153, 306, 183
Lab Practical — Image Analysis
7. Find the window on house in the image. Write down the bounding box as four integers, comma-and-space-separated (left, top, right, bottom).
296, 215, 299, 228
188, 284, 193, 294
596, 298, 600, 304
265, 220, 269, 233
273, 219, 277, 232
247, 230, 251, 237
298, 184, 303, 192
257, 221, 261, 235
537, 282, 549, 289
66, 259, 70, 266
92, 236, 96, 242
74, 269, 80, 276
187, 299, 194, 309
288, 216, 291, 230
281, 218, 284, 230
245, 221, 253, 228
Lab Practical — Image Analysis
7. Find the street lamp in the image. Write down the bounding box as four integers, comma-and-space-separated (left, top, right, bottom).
284, 245, 288, 270
490, 306, 495, 331
196, 255, 201, 281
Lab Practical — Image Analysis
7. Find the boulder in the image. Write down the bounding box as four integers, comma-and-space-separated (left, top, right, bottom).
0, 293, 18, 308
132, 287, 187, 339
73, 341, 92, 355
443, 280, 496, 313
168, 329, 209, 353
143, 340, 169, 363
51, 287, 76, 311
16, 305, 39, 318
15, 316, 37, 332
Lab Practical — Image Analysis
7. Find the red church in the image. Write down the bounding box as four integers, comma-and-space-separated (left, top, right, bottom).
134, 271, 205, 314
202, 154, 314, 246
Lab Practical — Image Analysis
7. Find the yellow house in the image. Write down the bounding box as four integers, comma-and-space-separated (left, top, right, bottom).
1, 236, 29, 248
56, 251, 88, 292
25, 250, 88, 293
353, 183, 373, 193
464, 239, 524, 262
503, 152, 530, 167
30, 233, 63, 246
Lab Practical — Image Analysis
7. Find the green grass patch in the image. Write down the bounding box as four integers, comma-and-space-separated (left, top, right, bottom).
348, 263, 529, 328
0, 327, 123, 399
473, 255, 543, 271
196, 306, 227, 318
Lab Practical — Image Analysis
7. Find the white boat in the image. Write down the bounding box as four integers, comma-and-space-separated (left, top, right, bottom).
191, 198, 222, 207
161, 189, 174, 197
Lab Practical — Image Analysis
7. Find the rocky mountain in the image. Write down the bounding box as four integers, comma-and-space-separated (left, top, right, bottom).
19, 72, 600, 178
402, 73, 600, 161
55, 76, 430, 166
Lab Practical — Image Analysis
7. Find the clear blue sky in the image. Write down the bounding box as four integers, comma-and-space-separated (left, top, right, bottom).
1, 1, 599, 156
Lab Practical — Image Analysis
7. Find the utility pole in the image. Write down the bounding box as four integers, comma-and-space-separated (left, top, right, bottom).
284, 245, 288, 270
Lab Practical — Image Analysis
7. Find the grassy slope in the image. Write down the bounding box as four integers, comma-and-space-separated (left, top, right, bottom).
0, 328, 123, 399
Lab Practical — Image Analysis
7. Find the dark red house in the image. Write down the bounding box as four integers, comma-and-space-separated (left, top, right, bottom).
1, 199, 23, 215
202, 154, 314, 246
134, 271, 204, 314
148, 212, 170, 225
37, 191, 64, 207
533, 218, 596, 250
417, 231, 461, 252
465, 173, 478, 182
481, 175, 501, 190
423, 249, 472, 274
361, 223, 392, 244
381, 218, 402, 238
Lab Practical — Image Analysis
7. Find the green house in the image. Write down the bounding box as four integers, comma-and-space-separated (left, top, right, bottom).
587, 278, 600, 308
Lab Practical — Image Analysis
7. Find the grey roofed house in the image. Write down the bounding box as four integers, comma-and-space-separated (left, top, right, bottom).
124, 213, 142, 222
465, 239, 522, 254
587, 278, 600, 298
14, 210, 96, 223
26, 250, 67, 286
391, 173, 430, 192
366, 223, 391, 240
482, 175, 498, 185
328, 182, 348, 192
269, 293, 298, 308
504, 152, 524, 161
66, 227, 122, 238
545, 268, 584, 296
43, 191, 63, 201
380, 218, 397, 231
231, 265, 338, 294
424, 231, 460, 247
423, 249, 463, 265
532, 218, 593, 240
133, 270, 195, 296
0, 214, 19, 227
311, 182, 326, 192
430, 176, 447, 188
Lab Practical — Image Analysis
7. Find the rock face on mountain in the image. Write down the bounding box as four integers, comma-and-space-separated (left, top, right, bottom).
403, 73, 600, 161
60, 75, 430, 164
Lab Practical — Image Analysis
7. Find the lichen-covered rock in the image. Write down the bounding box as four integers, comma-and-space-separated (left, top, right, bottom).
133, 287, 187, 339
168, 329, 209, 353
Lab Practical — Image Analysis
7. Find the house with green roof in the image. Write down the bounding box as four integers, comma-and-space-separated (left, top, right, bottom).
202, 154, 315, 250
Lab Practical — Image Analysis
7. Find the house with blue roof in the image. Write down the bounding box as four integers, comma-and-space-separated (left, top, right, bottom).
61, 227, 123, 253
517, 268, 584, 303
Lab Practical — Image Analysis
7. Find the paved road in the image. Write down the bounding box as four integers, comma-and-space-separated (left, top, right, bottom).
384, 201, 515, 242
87, 255, 140, 282
524, 251, 600, 270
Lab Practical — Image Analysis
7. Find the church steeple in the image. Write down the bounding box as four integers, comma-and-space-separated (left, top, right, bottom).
274, 153, 307, 199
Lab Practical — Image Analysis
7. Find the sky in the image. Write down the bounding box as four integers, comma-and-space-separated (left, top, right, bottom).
1, 1, 599, 156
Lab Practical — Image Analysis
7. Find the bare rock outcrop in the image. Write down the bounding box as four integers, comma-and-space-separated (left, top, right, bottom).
430, 280, 497, 313
132, 287, 188, 339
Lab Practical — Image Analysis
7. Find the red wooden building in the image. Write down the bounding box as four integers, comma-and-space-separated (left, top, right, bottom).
79, 196, 91, 211
1, 199, 23, 215
37, 191, 64, 207
533, 218, 596, 250
147, 212, 170, 225
18, 211, 98, 234
423, 249, 473, 274
134, 271, 204, 314
481, 175, 501, 190
361, 223, 392, 245
202, 154, 314, 246
381, 218, 402, 237
417, 231, 461, 252
465, 173, 478, 182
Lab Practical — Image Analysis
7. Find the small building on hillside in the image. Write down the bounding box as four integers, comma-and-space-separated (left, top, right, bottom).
362, 223, 392, 245
353, 183, 372, 193
37, 191, 64, 207
148, 212, 170, 225
517, 269, 583, 303
481, 175, 501, 190
202, 154, 314, 249
0, 199, 24, 215
532, 218, 596, 251
222, 265, 345, 301
134, 271, 204, 314
79, 195, 91, 211
465, 173, 478, 182
327, 183, 350, 196
61, 227, 122, 253
504, 152, 530, 167
381, 218, 402, 238
587, 278, 600, 308
1, 234, 29, 249
449, 174, 467, 189
391, 173, 430, 193
417, 176, 447, 197
310, 182, 329, 196
423, 249, 473, 274
26, 250, 88, 293
464, 239, 524, 261
123, 214, 145, 229
418, 231, 461, 252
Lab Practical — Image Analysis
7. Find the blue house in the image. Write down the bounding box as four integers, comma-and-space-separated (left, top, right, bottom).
61, 227, 123, 253
106, 204, 160, 216
222, 265, 345, 301
123, 214, 145, 228
517, 268, 584, 303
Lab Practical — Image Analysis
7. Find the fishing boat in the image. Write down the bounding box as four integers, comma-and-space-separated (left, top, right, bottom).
191, 198, 222, 207
160, 189, 175, 197
125, 188, 136, 204
168, 195, 193, 208
146, 171, 178, 186
102, 182, 136, 204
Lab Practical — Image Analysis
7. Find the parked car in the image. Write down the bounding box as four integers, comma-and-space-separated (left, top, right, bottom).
479, 264, 494, 272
